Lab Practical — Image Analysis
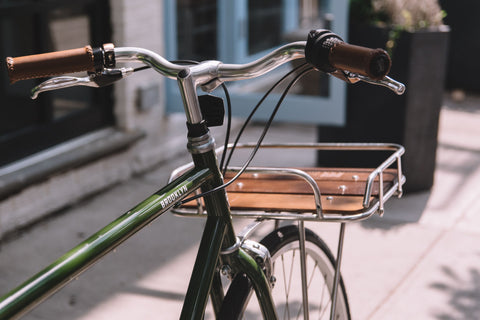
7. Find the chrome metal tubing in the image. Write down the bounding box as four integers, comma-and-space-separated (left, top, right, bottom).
223, 142, 405, 213
114, 42, 306, 87
187, 133, 216, 154
298, 220, 310, 319
229, 142, 403, 151
362, 144, 405, 208
330, 223, 346, 320
114, 47, 184, 79
353, 74, 406, 95
171, 176, 405, 223
177, 68, 204, 124
169, 142, 406, 223
226, 166, 323, 214
114, 43, 307, 124
217, 41, 306, 82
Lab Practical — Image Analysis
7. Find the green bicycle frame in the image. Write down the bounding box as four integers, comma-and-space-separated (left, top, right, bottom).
180, 148, 277, 319
0, 146, 277, 320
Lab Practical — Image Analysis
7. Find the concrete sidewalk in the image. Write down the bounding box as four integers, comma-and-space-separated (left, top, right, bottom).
1, 96, 480, 319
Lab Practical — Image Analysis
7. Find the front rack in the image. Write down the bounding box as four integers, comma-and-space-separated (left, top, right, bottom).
170, 143, 405, 223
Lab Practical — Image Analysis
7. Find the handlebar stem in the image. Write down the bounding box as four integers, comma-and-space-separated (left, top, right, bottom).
177, 68, 204, 124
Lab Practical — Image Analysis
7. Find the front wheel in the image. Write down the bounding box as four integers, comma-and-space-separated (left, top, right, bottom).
219, 225, 351, 319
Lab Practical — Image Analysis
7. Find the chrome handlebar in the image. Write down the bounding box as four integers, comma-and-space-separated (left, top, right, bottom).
31, 41, 405, 102
113, 42, 404, 94
113, 42, 307, 90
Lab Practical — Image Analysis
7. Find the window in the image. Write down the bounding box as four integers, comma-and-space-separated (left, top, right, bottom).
164, 0, 348, 124
247, 0, 283, 55
0, 1, 112, 167
176, 0, 218, 61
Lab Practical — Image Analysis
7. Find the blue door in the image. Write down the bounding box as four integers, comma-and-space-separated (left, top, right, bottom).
164, 0, 348, 125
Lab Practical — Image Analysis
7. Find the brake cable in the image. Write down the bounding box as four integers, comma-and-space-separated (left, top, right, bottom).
179, 64, 314, 206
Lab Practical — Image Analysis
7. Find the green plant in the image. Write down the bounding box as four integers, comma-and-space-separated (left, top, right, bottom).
350, 0, 446, 54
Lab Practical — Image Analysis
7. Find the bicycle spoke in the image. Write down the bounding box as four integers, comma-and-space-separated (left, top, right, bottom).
280, 254, 289, 319
279, 249, 299, 320
296, 257, 319, 319
283, 247, 335, 320
318, 273, 331, 319
319, 298, 331, 319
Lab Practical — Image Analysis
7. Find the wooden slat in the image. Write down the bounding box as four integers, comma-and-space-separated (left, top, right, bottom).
182, 193, 372, 214
227, 193, 371, 213
182, 168, 398, 214
224, 168, 397, 196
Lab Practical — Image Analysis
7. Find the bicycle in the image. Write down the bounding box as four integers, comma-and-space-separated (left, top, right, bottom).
1, 29, 406, 319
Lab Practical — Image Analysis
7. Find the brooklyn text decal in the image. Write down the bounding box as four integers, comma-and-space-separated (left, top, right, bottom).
160, 185, 189, 208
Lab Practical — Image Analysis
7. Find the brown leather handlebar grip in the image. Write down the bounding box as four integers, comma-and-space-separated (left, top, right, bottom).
329, 42, 391, 80
6, 46, 96, 84
305, 29, 392, 80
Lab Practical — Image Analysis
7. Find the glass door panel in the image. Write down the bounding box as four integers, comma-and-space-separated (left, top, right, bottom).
164, 0, 348, 125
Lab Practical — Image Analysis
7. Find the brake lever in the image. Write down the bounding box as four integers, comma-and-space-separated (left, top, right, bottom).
30, 67, 134, 99
330, 70, 406, 95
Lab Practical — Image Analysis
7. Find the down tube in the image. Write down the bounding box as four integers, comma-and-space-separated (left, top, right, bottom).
0, 167, 212, 320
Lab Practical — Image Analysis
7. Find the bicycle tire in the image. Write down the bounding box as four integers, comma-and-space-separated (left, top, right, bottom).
218, 225, 351, 319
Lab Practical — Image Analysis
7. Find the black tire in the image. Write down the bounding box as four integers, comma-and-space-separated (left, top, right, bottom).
218, 225, 351, 319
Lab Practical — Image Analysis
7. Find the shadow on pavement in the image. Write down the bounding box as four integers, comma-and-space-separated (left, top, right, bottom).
430, 261, 480, 320
360, 190, 430, 231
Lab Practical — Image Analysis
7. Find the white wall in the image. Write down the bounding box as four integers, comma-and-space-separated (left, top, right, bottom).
110, 0, 165, 131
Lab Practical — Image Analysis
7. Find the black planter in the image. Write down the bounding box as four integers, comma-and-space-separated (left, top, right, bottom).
317, 25, 450, 192
439, 0, 480, 91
